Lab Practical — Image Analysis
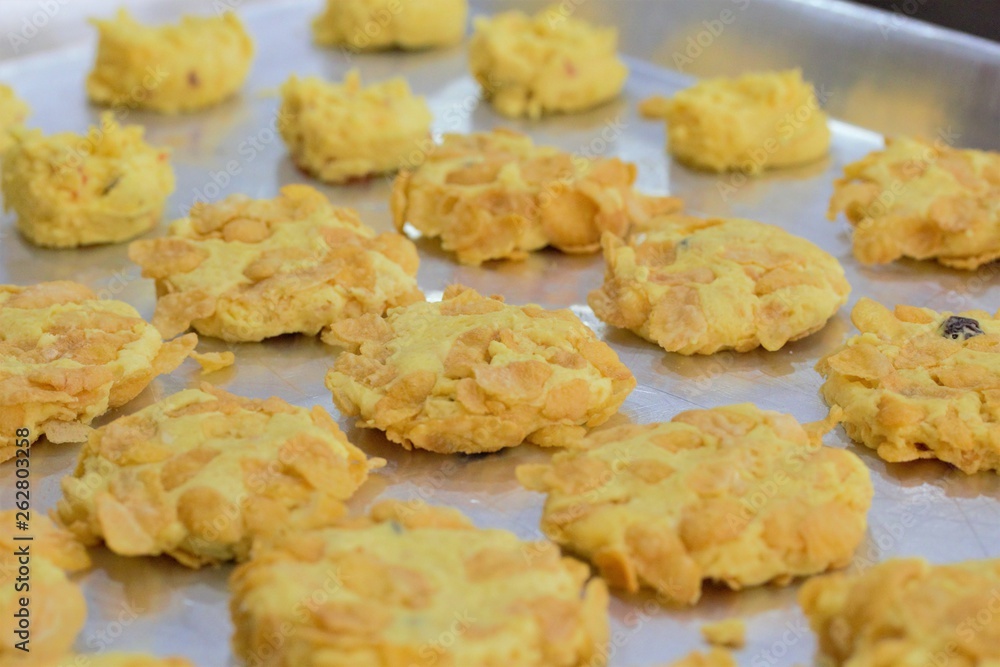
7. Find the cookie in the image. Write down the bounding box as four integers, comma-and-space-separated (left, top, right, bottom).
279, 70, 432, 184
588, 215, 850, 355
469, 8, 627, 118
817, 297, 1000, 474
392, 129, 681, 265
661, 649, 736, 667
87, 10, 253, 114
700, 619, 746, 649
230, 499, 609, 667
0, 281, 196, 462
0, 84, 29, 153
517, 403, 873, 605
312, 0, 467, 51
799, 557, 1000, 667
1, 114, 174, 248
57, 384, 383, 568
641, 69, 830, 174
324, 284, 636, 454
827, 137, 1000, 269
128, 185, 423, 342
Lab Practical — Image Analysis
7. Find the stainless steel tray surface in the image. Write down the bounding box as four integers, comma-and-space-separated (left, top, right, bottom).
1, 0, 998, 665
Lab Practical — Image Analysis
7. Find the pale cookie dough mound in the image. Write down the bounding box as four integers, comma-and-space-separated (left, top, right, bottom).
57, 384, 384, 568
1, 115, 174, 248
799, 558, 1000, 667
392, 129, 682, 265
87, 10, 253, 114
128, 185, 423, 342
641, 69, 830, 174
230, 500, 609, 667
0, 84, 30, 153
589, 215, 850, 355
469, 8, 627, 118
517, 404, 873, 605
0, 281, 197, 462
324, 285, 636, 454
279, 70, 432, 184
828, 137, 1000, 269
312, 0, 467, 51
818, 297, 1000, 474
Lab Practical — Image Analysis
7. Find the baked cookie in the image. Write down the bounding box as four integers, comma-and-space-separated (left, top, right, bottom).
324, 285, 635, 454
660, 649, 736, 667
57, 384, 383, 568
827, 137, 1000, 269
392, 129, 681, 265
640, 69, 830, 173
469, 8, 627, 118
128, 185, 423, 342
0, 281, 196, 462
799, 557, 1000, 667
279, 70, 432, 184
818, 297, 1000, 474
1, 114, 174, 248
87, 10, 253, 114
588, 215, 850, 355
230, 500, 609, 667
0, 84, 29, 154
312, 0, 467, 51
517, 403, 873, 605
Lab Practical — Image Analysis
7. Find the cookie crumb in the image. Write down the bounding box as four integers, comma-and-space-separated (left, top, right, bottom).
701, 618, 746, 648
191, 350, 235, 374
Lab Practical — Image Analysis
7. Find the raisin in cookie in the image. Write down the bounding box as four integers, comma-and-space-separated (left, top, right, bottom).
129, 185, 423, 342
312, 0, 467, 51
230, 500, 609, 667
324, 285, 635, 454
818, 297, 1000, 474
57, 384, 383, 568
517, 404, 872, 605
588, 215, 850, 355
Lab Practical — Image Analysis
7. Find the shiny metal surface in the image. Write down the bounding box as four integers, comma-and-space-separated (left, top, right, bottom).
1, 0, 999, 664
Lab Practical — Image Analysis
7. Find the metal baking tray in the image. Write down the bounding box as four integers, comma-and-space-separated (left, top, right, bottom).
2, 0, 998, 664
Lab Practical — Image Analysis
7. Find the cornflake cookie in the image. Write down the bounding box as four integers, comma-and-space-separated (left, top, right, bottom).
230, 500, 609, 667
87, 10, 253, 114
799, 557, 1000, 667
641, 69, 830, 174
0, 281, 197, 462
57, 384, 383, 568
827, 137, 1000, 269
469, 8, 627, 118
589, 215, 850, 355
660, 649, 736, 667
0, 84, 30, 153
279, 70, 432, 184
324, 285, 635, 454
517, 403, 873, 605
818, 297, 1000, 474
392, 129, 681, 265
128, 185, 423, 342
2, 115, 174, 248
312, 0, 467, 51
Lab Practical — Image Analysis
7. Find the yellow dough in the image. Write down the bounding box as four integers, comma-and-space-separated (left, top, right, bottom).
799, 557, 1000, 667
0, 84, 30, 154
828, 137, 1000, 269
469, 8, 627, 118
128, 185, 423, 342
1, 115, 174, 248
641, 69, 830, 173
517, 404, 873, 605
0, 281, 196, 462
230, 500, 610, 667
324, 285, 636, 454
312, 0, 468, 51
588, 215, 850, 355
818, 298, 1000, 474
87, 10, 254, 114
392, 129, 682, 265
57, 384, 383, 568
279, 71, 432, 184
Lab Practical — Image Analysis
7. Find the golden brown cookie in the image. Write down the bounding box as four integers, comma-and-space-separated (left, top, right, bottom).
324, 284, 636, 454
57, 384, 383, 568
517, 403, 872, 605
0, 84, 30, 153
230, 500, 609, 667
312, 0, 468, 51
129, 185, 423, 342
